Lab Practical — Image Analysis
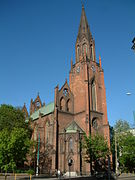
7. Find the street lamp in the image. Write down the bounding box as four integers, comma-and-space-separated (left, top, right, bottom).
126, 92, 131, 96
126, 92, 135, 127
114, 131, 118, 174
78, 130, 82, 176
36, 133, 40, 176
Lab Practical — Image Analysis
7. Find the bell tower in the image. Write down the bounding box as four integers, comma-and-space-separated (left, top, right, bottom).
69, 5, 98, 114
69, 5, 110, 145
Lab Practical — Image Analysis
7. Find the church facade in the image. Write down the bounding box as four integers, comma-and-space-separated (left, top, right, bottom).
23, 5, 110, 175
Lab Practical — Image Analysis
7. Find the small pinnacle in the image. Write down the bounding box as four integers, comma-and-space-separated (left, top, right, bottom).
55, 84, 59, 89
99, 55, 102, 67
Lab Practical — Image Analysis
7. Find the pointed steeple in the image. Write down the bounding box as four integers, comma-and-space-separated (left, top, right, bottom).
22, 103, 28, 118
75, 5, 96, 63
77, 5, 92, 42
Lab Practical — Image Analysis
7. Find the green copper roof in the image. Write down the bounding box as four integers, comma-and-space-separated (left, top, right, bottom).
66, 121, 84, 133
30, 102, 54, 121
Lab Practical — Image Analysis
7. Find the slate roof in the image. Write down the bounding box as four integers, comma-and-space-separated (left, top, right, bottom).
30, 102, 54, 121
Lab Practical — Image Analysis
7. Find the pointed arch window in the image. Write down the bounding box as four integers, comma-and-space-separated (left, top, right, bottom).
60, 138, 63, 153
60, 97, 65, 111
90, 44, 94, 61
69, 137, 74, 152
91, 80, 97, 111
34, 126, 37, 141
92, 118, 98, 130
83, 44, 87, 56
36, 101, 40, 108
45, 121, 49, 143
66, 99, 71, 112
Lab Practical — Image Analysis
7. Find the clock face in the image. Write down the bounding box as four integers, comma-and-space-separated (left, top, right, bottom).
91, 65, 96, 72
76, 66, 80, 73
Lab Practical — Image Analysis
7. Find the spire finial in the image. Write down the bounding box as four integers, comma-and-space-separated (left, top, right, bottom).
81, 0, 84, 8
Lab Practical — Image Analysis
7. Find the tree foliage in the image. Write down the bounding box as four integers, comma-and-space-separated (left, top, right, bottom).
114, 119, 130, 133
0, 104, 32, 172
0, 104, 29, 131
113, 119, 135, 172
118, 132, 135, 172
83, 133, 110, 171
119, 133, 135, 171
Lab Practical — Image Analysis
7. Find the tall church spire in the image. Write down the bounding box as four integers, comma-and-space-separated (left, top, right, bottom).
76, 5, 92, 42
75, 5, 96, 63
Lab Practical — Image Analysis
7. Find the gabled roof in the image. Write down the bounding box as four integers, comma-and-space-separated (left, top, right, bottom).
77, 5, 92, 42
59, 79, 73, 97
65, 120, 84, 133
30, 102, 54, 121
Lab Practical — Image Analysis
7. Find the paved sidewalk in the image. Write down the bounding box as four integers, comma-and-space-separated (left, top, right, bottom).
0, 174, 32, 180
118, 173, 135, 180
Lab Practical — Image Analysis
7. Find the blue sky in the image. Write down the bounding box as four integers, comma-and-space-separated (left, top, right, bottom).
0, 0, 135, 127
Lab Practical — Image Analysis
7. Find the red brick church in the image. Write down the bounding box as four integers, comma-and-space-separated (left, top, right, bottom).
23, 5, 110, 175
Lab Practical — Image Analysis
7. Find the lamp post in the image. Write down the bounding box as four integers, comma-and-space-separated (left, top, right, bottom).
36, 133, 40, 176
126, 92, 135, 127
55, 106, 59, 172
64, 129, 66, 173
114, 131, 118, 174
79, 131, 82, 176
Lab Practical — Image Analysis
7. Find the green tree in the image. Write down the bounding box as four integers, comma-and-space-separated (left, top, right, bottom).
118, 132, 135, 172
114, 119, 130, 133
0, 104, 32, 172
83, 133, 110, 172
113, 119, 135, 172
0, 104, 28, 131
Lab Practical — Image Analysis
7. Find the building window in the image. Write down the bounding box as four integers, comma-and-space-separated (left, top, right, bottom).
91, 80, 97, 111
36, 101, 40, 107
63, 88, 68, 97
60, 138, 63, 153
69, 137, 74, 152
90, 44, 94, 61
34, 126, 37, 141
83, 44, 87, 56
92, 118, 98, 130
66, 99, 71, 112
45, 121, 49, 143
60, 97, 65, 111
